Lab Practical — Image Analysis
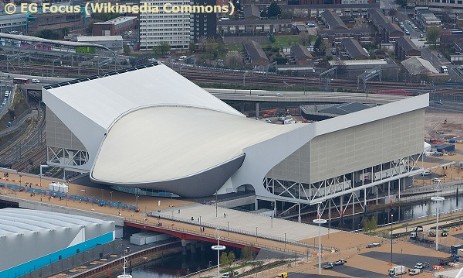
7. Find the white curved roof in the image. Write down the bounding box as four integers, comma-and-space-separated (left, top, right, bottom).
91, 106, 302, 184
0, 208, 109, 235
45, 64, 242, 131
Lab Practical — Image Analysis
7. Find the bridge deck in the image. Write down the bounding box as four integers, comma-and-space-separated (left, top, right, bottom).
0, 171, 374, 256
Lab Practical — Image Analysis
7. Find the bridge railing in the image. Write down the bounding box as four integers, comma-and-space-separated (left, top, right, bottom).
0, 182, 139, 211
146, 212, 336, 252
126, 217, 312, 256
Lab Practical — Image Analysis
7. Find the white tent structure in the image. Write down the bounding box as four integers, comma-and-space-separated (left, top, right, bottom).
0, 208, 114, 277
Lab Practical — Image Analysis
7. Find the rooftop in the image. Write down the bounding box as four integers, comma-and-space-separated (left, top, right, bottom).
321, 10, 348, 30
341, 38, 369, 59
401, 56, 439, 75
0, 208, 110, 235
76, 35, 123, 42
94, 16, 137, 25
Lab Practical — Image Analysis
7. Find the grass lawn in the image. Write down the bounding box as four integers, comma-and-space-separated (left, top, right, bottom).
271, 35, 301, 48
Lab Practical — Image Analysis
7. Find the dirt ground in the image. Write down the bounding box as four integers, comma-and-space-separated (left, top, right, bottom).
425, 111, 463, 141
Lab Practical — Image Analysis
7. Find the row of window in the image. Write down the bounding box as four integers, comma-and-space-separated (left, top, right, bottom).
0, 22, 26, 26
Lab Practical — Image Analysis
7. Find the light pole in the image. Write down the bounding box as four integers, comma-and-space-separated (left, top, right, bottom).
110, 191, 113, 203
243, 71, 251, 87
215, 190, 218, 217
390, 212, 393, 265
39, 165, 48, 188
211, 228, 225, 278
284, 232, 287, 249
313, 218, 327, 275
431, 196, 445, 251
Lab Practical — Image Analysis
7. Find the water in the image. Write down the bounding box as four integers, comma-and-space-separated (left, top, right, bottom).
128, 195, 462, 276
331, 194, 463, 230
127, 243, 229, 278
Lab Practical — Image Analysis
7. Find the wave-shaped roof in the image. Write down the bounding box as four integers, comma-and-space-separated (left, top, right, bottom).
91, 106, 301, 184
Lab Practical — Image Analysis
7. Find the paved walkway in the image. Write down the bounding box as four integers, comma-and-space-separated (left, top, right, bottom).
153, 204, 333, 243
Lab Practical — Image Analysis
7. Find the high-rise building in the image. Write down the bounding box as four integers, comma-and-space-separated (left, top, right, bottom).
139, 0, 191, 50
190, 0, 217, 42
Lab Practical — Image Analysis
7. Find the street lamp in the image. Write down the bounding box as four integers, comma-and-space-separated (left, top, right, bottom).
284, 232, 287, 249
313, 218, 327, 275
390, 212, 393, 265
431, 196, 445, 251
211, 228, 226, 278
39, 165, 48, 187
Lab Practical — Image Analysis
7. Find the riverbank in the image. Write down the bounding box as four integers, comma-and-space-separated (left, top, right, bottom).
52, 241, 182, 278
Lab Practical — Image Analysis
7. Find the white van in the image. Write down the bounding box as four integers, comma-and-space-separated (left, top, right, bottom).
441, 66, 448, 73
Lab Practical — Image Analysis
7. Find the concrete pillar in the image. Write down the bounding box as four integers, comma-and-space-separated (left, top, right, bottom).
255, 102, 260, 118
181, 239, 187, 255
255, 198, 259, 210
340, 195, 343, 218
190, 242, 197, 254
364, 188, 367, 212
398, 178, 401, 200
200, 242, 205, 252
298, 203, 301, 223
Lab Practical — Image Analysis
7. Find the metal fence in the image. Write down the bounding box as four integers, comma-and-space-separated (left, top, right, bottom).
0, 182, 139, 211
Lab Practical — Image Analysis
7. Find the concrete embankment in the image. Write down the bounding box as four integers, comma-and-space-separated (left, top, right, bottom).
69, 241, 182, 278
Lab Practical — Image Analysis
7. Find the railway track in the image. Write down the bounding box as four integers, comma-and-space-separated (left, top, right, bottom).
2, 61, 461, 94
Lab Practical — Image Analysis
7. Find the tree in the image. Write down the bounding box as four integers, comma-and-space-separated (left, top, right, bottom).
37, 29, 61, 40
241, 246, 254, 261
267, 1, 281, 18
361, 216, 378, 233
152, 41, 171, 57
396, 0, 408, 7
426, 27, 441, 48
298, 33, 313, 46
220, 252, 235, 274
123, 44, 131, 56
314, 36, 322, 53
225, 51, 243, 69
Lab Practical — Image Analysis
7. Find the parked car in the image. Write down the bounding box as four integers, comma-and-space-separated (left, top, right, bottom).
322, 262, 334, 269
367, 242, 381, 248
414, 263, 424, 269
334, 259, 347, 265
409, 268, 421, 276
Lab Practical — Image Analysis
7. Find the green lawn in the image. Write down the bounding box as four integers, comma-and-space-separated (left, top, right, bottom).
271, 35, 301, 48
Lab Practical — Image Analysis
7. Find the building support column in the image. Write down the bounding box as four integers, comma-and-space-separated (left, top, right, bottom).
181, 239, 187, 255
398, 178, 401, 200
364, 188, 367, 212
255, 102, 260, 118
298, 203, 301, 223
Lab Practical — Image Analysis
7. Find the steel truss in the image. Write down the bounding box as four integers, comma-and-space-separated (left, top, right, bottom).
47, 146, 89, 168
263, 154, 423, 219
